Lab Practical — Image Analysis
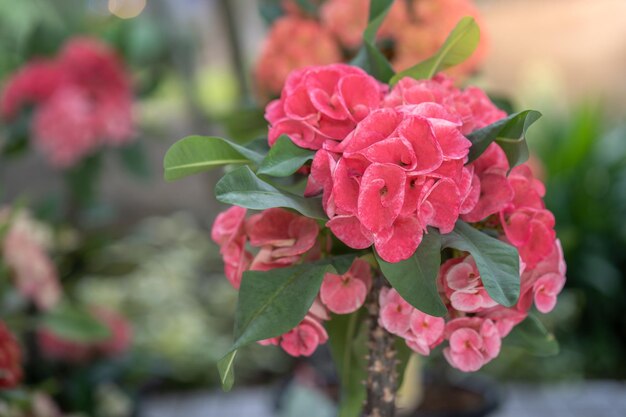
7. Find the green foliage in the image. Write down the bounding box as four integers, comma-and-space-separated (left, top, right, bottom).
506, 314, 559, 356
163, 135, 263, 181
375, 231, 447, 317
390, 17, 480, 84
467, 110, 542, 169
218, 261, 338, 390
441, 221, 520, 307
326, 312, 368, 417
215, 166, 327, 219
40, 303, 111, 343
350, 0, 395, 82
257, 135, 315, 177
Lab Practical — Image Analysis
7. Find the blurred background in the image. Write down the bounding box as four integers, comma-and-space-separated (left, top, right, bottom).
0, 0, 625, 416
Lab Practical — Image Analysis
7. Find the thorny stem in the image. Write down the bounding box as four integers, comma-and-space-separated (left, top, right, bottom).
362, 273, 398, 417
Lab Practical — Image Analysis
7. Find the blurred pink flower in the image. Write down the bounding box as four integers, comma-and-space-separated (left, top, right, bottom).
0, 321, 22, 389
254, 16, 342, 98
320, 258, 372, 314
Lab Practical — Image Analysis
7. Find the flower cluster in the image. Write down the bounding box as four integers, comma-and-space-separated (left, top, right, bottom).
254, 0, 487, 97
0, 37, 135, 168
212, 206, 372, 356
0, 321, 22, 389
38, 307, 133, 364
1, 209, 61, 311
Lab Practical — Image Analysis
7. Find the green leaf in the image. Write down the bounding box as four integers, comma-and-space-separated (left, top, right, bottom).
163, 135, 264, 181
441, 221, 520, 307
234, 263, 332, 347
390, 17, 480, 84
506, 314, 559, 356
326, 312, 367, 417
257, 135, 315, 177
217, 350, 238, 392
40, 304, 111, 343
215, 166, 327, 219
467, 110, 542, 168
376, 231, 447, 317
217, 262, 334, 390
394, 337, 413, 388
350, 0, 395, 82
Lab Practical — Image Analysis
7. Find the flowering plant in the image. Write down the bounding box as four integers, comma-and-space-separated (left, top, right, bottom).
164, 2, 564, 416
255, 0, 487, 98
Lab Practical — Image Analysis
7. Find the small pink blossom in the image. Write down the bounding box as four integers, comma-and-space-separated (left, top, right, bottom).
405, 309, 445, 355
439, 256, 497, 313
379, 288, 413, 336
2, 211, 61, 311
211, 206, 251, 288
443, 317, 501, 372
320, 258, 371, 314
280, 315, 329, 357
519, 240, 566, 313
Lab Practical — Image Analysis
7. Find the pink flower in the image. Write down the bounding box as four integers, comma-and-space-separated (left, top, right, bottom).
319, 0, 407, 49
519, 240, 566, 313
405, 310, 445, 355
247, 208, 319, 269
443, 317, 501, 372
0, 61, 67, 120
2, 212, 61, 311
439, 256, 497, 312
501, 207, 556, 269
91, 308, 133, 357
211, 206, 251, 289
0, 321, 22, 389
384, 75, 506, 135
280, 315, 329, 357
33, 86, 100, 168
313, 103, 471, 262
379, 288, 413, 336
38, 307, 132, 363
392, 0, 488, 78
254, 17, 343, 98
266, 64, 385, 150
0, 37, 135, 168
479, 306, 527, 338
320, 258, 372, 314
462, 144, 514, 223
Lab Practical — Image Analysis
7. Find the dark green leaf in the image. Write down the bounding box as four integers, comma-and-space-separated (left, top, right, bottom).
506, 313, 559, 356
217, 350, 238, 392
376, 231, 447, 317
234, 263, 332, 347
467, 110, 542, 168
40, 304, 111, 343
441, 221, 520, 307
215, 166, 327, 219
390, 17, 480, 84
326, 312, 367, 417
163, 135, 264, 181
257, 135, 315, 177
218, 262, 334, 390
64, 154, 103, 207
350, 0, 395, 82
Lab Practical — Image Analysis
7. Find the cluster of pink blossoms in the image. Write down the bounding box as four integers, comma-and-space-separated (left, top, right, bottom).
0, 38, 135, 168
255, 0, 487, 97
212, 206, 372, 356
214, 64, 565, 371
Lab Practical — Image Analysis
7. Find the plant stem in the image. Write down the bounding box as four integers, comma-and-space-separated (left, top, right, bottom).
362, 274, 398, 417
